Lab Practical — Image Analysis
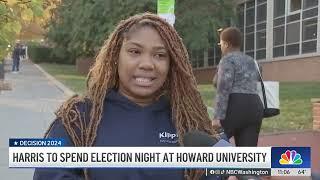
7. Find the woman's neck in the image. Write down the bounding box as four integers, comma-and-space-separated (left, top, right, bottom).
118, 89, 156, 107
223, 48, 240, 56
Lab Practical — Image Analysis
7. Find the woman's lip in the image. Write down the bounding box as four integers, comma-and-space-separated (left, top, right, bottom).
134, 77, 155, 86
134, 76, 156, 80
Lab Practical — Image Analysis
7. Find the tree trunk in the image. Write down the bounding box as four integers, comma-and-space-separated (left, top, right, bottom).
0, 62, 4, 80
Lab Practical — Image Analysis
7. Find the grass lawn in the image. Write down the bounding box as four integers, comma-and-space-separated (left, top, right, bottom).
198, 83, 320, 133
39, 63, 320, 133
39, 63, 87, 94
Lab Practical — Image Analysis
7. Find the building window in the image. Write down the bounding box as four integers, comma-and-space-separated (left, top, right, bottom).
286, 22, 300, 44
256, 49, 266, 59
274, 26, 285, 46
302, 17, 317, 54
246, 8, 255, 26
274, 17, 285, 26
302, 18, 317, 41
274, 0, 285, 18
245, 33, 255, 51
286, 43, 300, 55
289, 0, 302, 13
287, 13, 301, 23
256, 31, 266, 49
273, 0, 318, 58
237, 0, 267, 60
303, 0, 318, 9
273, 46, 285, 57
246, 26, 255, 33
302, 40, 317, 53
257, 3, 267, 23
238, 5, 244, 29
257, 0, 267, 5
245, 0, 255, 59
247, 1, 255, 8
273, 0, 285, 58
257, 22, 266, 31
303, 8, 318, 19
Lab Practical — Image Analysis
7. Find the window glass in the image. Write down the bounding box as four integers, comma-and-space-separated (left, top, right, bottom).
273, 46, 284, 57
286, 43, 300, 55
274, 0, 285, 17
302, 18, 317, 41
286, 22, 300, 44
302, 41, 317, 53
274, 26, 285, 46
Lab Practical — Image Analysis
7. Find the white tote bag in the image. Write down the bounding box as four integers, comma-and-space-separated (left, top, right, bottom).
255, 62, 280, 118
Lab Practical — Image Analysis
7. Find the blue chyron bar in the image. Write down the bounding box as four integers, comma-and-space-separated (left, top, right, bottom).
271, 147, 311, 176
9, 138, 65, 147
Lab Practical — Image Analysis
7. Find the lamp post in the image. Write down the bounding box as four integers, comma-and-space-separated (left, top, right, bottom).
0, 54, 4, 80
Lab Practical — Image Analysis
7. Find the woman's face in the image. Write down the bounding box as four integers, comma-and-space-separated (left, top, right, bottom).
118, 26, 170, 105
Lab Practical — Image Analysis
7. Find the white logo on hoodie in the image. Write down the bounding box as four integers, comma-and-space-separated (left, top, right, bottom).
159, 132, 178, 144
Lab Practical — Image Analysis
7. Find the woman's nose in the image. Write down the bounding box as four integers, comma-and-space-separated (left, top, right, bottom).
138, 54, 155, 70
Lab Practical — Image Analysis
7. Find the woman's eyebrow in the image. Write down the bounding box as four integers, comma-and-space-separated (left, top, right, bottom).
125, 41, 167, 51
124, 41, 143, 48
153, 46, 167, 51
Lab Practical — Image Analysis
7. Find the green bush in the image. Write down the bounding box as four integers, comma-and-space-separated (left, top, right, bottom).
50, 46, 76, 64
28, 43, 76, 64
28, 45, 52, 63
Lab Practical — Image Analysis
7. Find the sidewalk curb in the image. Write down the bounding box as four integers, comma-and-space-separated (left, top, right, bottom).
260, 129, 318, 136
33, 63, 75, 97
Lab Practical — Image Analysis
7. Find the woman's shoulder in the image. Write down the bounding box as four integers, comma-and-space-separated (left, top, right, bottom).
224, 51, 244, 59
55, 95, 92, 118
46, 95, 92, 146
223, 51, 253, 64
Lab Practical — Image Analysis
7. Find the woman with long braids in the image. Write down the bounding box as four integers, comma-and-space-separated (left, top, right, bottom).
34, 13, 218, 180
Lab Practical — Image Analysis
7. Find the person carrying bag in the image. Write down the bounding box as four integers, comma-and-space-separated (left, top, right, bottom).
254, 62, 280, 118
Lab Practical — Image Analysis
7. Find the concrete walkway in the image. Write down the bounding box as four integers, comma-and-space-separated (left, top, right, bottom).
0, 59, 70, 180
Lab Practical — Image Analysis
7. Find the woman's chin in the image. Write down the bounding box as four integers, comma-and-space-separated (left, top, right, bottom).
131, 88, 157, 99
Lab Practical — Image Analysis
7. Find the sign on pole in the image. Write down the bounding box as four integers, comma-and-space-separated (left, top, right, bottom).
157, 0, 175, 26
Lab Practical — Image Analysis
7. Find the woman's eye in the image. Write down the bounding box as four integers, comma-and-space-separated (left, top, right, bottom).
128, 49, 140, 55
154, 53, 167, 59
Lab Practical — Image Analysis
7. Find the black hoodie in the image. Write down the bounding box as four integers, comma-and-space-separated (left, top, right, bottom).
34, 89, 185, 180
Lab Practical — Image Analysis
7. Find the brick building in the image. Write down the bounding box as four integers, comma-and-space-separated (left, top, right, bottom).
193, 0, 320, 84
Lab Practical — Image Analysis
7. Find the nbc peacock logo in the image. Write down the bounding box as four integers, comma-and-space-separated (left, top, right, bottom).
279, 150, 303, 165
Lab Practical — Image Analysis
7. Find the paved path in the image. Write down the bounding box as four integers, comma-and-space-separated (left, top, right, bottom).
0, 59, 69, 180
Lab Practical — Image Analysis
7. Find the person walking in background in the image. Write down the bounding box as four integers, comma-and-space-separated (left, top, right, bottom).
12, 43, 21, 73
20, 44, 26, 60
212, 27, 264, 147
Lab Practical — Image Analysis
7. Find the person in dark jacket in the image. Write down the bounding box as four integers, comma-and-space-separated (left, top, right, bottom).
12, 43, 21, 72
34, 13, 219, 180
212, 27, 264, 147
